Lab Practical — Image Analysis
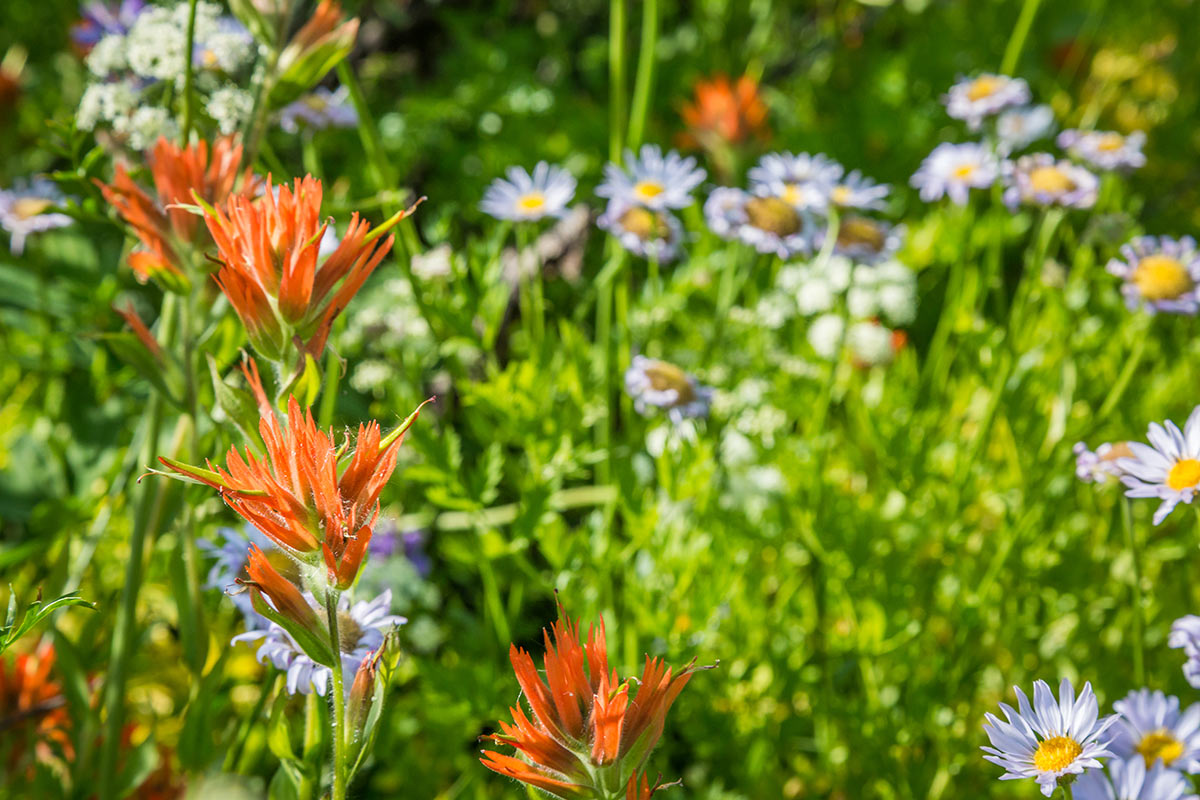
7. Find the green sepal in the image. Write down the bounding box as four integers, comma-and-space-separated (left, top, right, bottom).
248, 589, 337, 667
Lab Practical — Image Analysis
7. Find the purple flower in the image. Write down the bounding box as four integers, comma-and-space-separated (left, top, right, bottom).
71, 0, 147, 51
369, 522, 432, 578
277, 86, 359, 134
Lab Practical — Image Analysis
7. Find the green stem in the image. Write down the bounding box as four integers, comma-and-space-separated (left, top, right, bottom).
1121, 497, 1145, 686
1000, 0, 1044, 76
608, 0, 628, 161
298, 690, 322, 800
180, 295, 207, 675
180, 0, 199, 145
626, 0, 659, 149
596, 258, 614, 485
319, 343, 340, 428
325, 589, 348, 800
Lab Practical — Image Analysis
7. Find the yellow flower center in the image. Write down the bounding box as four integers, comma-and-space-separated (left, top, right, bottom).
1136, 729, 1185, 767
633, 181, 665, 202
1032, 736, 1083, 773
831, 186, 852, 206
837, 216, 887, 253
516, 192, 546, 213
12, 197, 51, 220
966, 75, 1004, 102
642, 360, 696, 406
1029, 166, 1075, 194
744, 196, 802, 237
1167, 459, 1200, 491
1133, 255, 1193, 301
203, 49, 219, 68
953, 164, 977, 180
618, 207, 670, 242
782, 183, 804, 206
1096, 133, 1125, 152
302, 94, 330, 112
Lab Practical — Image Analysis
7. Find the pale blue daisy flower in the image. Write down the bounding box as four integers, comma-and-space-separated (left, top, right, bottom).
1075, 756, 1194, 800
747, 151, 840, 212
996, 104, 1056, 155
910, 142, 1000, 205
625, 355, 712, 424
1003, 153, 1098, 209
1117, 406, 1200, 525
197, 525, 275, 627
1170, 617, 1200, 689
0, 180, 73, 254
981, 678, 1117, 797
596, 144, 705, 210
1106, 237, 1200, 315
828, 170, 890, 211
1073, 442, 1134, 483
479, 161, 576, 222
1059, 130, 1147, 172
232, 590, 404, 697
703, 186, 748, 239
277, 86, 359, 134
1112, 689, 1200, 773
944, 74, 1031, 130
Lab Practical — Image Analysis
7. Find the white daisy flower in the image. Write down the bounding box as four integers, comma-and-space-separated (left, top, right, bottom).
945, 73, 1031, 130
1003, 153, 1099, 209
807, 313, 845, 359
1075, 756, 1194, 800
996, 104, 1056, 155
1059, 130, 1147, 171
1111, 689, 1200, 773
597, 199, 683, 262
828, 170, 890, 211
1106, 236, 1200, 315
981, 678, 1117, 797
624, 355, 713, 424
701, 186, 815, 257
911, 142, 1000, 205
479, 161, 576, 222
596, 144, 705, 210
747, 151, 840, 212
0, 179, 73, 254
232, 590, 404, 697
1074, 442, 1134, 483
1169, 617, 1200, 689
1118, 406, 1200, 525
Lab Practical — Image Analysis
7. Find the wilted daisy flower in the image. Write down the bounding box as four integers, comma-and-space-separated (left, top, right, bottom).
597, 200, 682, 262
233, 590, 404, 696
197, 525, 278, 626
1003, 153, 1098, 209
0, 179, 73, 254
1169, 617, 1200, 689
597, 144, 705, 210
945, 73, 1031, 129
828, 215, 904, 263
1111, 689, 1200, 772
747, 151, 840, 212
1106, 236, 1200, 315
479, 162, 576, 222
829, 170, 890, 211
1118, 406, 1200, 525
277, 86, 358, 134
911, 142, 1000, 204
1075, 756, 1193, 800
996, 104, 1056, 155
1074, 442, 1134, 482
1059, 130, 1147, 171
625, 355, 713, 424
982, 679, 1117, 797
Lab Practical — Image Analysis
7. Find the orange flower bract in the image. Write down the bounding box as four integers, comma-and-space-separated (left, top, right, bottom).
481, 611, 708, 800
680, 74, 769, 147
159, 360, 426, 589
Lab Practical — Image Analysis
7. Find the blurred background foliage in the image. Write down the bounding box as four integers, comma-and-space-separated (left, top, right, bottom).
2, 0, 1200, 798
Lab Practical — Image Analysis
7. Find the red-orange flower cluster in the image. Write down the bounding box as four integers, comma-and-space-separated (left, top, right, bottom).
481, 612, 707, 799
0, 641, 71, 771
96, 136, 253, 290
159, 360, 426, 589
201, 175, 407, 362
680, 74, 769, 148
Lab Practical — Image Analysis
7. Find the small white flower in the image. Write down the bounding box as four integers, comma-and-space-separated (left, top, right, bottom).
1004, 153, 1099, 209
1059, 130, 1147, 171
411, 243, 454, 280
87, 33, 128, 75
193, 17, 254, 74
596, 144, 705, 210
795, 273, 836, 316
480, 162, 576, 222
208, 86, 254, 134
807, 313, 845, 359
945, 73, 1031, 130
77, 80, 139, 131
911, 142, 1000, 205
846, 321, 895, 366
996, 104, 1056, 155
126, 106, 178, 151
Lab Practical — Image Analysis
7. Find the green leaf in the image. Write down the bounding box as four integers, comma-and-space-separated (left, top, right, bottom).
208, 353, 264, 446
1, 588, 97, 655
280, 352, 322, 409
97, 332, 183, 407
227, 0, 275, 44
271, 36, 356, 108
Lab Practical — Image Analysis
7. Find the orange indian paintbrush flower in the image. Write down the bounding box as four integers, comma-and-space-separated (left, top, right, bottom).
679, 74, 768, 148
481, 611, 710, 799
96, 135, 253, 290
158, 360, 428, 589
200, 175, 416, 362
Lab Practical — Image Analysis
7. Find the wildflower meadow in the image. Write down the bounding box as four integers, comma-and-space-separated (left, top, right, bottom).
2, 0, 1200, 798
